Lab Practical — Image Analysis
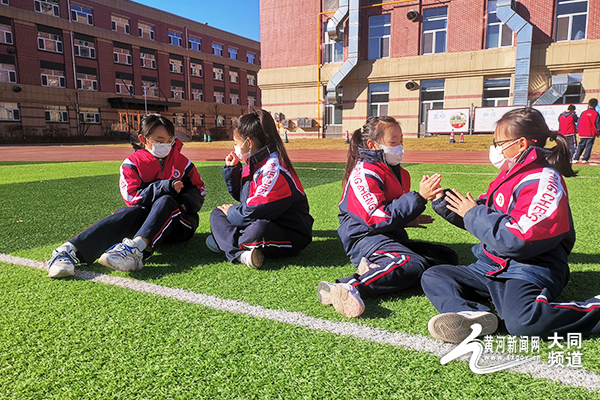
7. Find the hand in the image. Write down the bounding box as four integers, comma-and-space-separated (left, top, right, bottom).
173, 180, 184, 193
225, 151, 239, 166
217, 204, 234, 216
445, 188, 478, 217
418, 174, 443, 201
180, 203, 187, 212
406, 214, 435, 229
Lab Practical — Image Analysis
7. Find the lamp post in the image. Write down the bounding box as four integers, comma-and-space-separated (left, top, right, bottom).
143, 83, 157, 115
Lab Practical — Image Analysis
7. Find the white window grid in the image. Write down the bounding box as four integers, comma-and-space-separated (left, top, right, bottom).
113, 48, 132, 65
247, 74, 256, 86
368, 14, 390, 60
34, 0, 59, 17
41, 68, 66, 87
369, 83, 389, 117
140, 53, 156, 69
170, 59, 183, 74
169, 31, 182, 47
173, 113, 186, 127
482, 77, 511, 107
74, 39, 95, 58
229, 70, 239, 83
229, 48, 238, 60
1, 0, 8, 5
138, 22, 155, 40
0, 23, 13, 44
190, 62, 203, 77
71, 4, 93, 25
171, 86, 185, 100
213, 67, 224, 81
324, 22, 343, 63
192, 114, 205, 127
248, 96, 256, 107
555, 0, 588, 41
116, 79, 134, 95
189, 37, 202, 51
191, 88, 204, 101
230, 93, 240, 105
38, 32, 63, 53
422, 8, 448, 54
45, 105, 68, 123
247, 52, 255, 64
216, 115, 225, 127
79, 107, 100, 124
111, 15, 130, 34
214, 91, 225, 104
77, 73, 98, 91
142, 82, 158, 97
486, 1, 513, 48
0, 102, 20, 121
0, 63, 16, 83
212, 43, 223, 56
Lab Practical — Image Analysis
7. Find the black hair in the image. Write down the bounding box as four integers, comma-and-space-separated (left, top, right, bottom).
589, 98, 598, 108
567, 104, 576, 111
342, 116, 401, 187
139, 114, 175, 138
495, 107, 576, 177
233, 109, 295, 175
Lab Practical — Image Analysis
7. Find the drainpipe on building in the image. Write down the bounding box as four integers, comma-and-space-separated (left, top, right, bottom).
66, 0, 82, 141
532, 74, 583, 105
496, 0, 532, 106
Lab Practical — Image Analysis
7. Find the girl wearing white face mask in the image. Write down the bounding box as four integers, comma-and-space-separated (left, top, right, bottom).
420, 108, 598, 345
206, 110, 314, 269
317, 116, 459, 318
46, 114, 206, 278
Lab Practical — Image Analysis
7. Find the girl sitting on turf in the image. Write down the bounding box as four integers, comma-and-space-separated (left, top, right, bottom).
206, 110, 313, 268
420, 107, 600, 344
45, 114, 206, 278
318, 116, 459, 318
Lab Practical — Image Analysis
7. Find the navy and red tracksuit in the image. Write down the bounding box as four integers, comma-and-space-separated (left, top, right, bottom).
70, 139, 206, 264
210, 144, 313, 261
422, 146, 600, 337
336, 148, 458, 298
557, 110, 578, 156
573, 107, 600, 162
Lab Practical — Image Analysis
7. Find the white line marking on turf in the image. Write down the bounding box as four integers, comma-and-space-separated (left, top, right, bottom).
3, 252, 600, 391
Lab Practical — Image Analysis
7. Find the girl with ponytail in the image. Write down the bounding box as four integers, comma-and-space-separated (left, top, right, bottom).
318, 116, 459, 318
421, 107, 600, 345
207, 110, 313, 268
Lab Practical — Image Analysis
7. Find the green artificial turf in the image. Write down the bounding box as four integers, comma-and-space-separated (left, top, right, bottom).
1, 161, 600, 398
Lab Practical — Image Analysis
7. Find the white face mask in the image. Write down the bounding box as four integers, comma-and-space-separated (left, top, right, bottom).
488, 139, 520, 171
376, 142, 404, 166
147, 140, 173, 159
234, 138, 251, 161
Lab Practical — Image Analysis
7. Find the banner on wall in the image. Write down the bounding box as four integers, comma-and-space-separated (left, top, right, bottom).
426, 108, 471, 134
473, 104, 587, 132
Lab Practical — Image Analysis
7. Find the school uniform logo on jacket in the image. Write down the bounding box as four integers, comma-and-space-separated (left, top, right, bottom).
349, 162, 390, 221
247, 154, 292, 206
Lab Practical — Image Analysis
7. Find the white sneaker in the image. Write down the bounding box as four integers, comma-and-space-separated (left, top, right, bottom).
98, 238, 143, 272
317, 281, 365, 318
205, 235, 221, 253
573, 159, 579, 163
428, 311, 498, 343
357, 257, 378, 275
46, 243, 78, 278
239, 247, 264, 269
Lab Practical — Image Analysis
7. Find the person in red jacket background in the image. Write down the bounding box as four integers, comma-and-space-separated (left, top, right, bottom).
45, 114, 206, 278
557, 104, 578, 157
573, 98, 600, 164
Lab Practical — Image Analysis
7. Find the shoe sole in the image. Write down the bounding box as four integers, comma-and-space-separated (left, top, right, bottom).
317, 281, 364, 318
205, 235, 221, 254
98, 254, 143, 272
249, 248, 264, 269
47, 265, 75, 279
428, 313, 498, 343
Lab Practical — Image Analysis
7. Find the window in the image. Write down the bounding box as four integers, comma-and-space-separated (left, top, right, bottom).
116, 78, 134, 95
71, 4, 93, 25
45, 105, 68, 123
142, 81, 158, 97
192, 114, 204, 127
213, 66, 224, 81
171, 84, 185, 100
113, 47, 132, 65
79, 107, 100, 124
325, 87, 342, 126
420, 79, 445, 126
247, 72, 256, 86
138, 22, 155, 40
191, 87, 204, 101
189, 36, 201, 51
0, 63, 16, 83
173, 113, 186, 127
248, 94, 256, 107
229, 48, 238, 60
247, 52, 255, 64
556, 0, 587, 41
41, 68, 66, 87
35, 0, 59, 17
190, 61, 203, 77
0, 102, 20, 121
423, 7, 447, 54
169, 31, 182, 47
38, 31, 63, 53
169, 58, 183, 74
111, 15, 130, 34
216, 115, 225, 127
486, 1, 513, 48
141, 52, 156, 69
324, 22, 343, 63
214, 89, 225, 104
0, 22, 12, 44
74, 39, 95, 58
483, 78, 511, 106
77, 72, 98, 91
368, 14, 390, 60
229, 69, 239, 83
554, 75, 583, 104
368, 83, 389, 117
230, 93, 240, 105
212, 43, 223, 56
1, 0, 8, 4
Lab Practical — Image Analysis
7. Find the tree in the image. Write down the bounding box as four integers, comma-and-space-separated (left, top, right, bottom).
65, 89, 91, 141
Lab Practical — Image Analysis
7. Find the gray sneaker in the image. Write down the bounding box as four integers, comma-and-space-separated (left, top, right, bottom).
205, 235, 221, 253
317, 281, 365, 318
428, 311, 498, 343
98, 239, 143, 272
239, 247, 264, 269
46, 243, 78, 278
